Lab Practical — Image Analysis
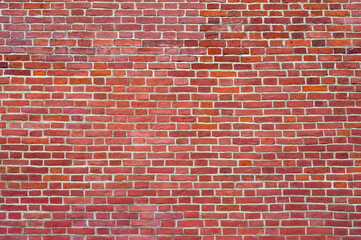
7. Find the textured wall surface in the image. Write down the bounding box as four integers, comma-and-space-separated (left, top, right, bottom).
1, 0, 361, 239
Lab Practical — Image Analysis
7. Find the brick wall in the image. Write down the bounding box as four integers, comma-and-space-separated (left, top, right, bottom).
1, 0, 361, 239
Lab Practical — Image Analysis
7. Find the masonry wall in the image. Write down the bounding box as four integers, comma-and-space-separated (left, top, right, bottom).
1, 0, 361, 239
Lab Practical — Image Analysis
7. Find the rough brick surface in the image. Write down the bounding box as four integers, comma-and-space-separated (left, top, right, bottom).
1, 0, 361, 239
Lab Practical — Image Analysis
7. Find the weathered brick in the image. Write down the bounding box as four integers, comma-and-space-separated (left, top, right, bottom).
0, 1, 359, 239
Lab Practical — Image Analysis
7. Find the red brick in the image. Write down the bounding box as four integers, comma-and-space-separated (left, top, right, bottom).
0, 2, 359, 239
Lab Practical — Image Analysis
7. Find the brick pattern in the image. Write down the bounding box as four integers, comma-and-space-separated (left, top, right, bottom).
1, 0, 361, 239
